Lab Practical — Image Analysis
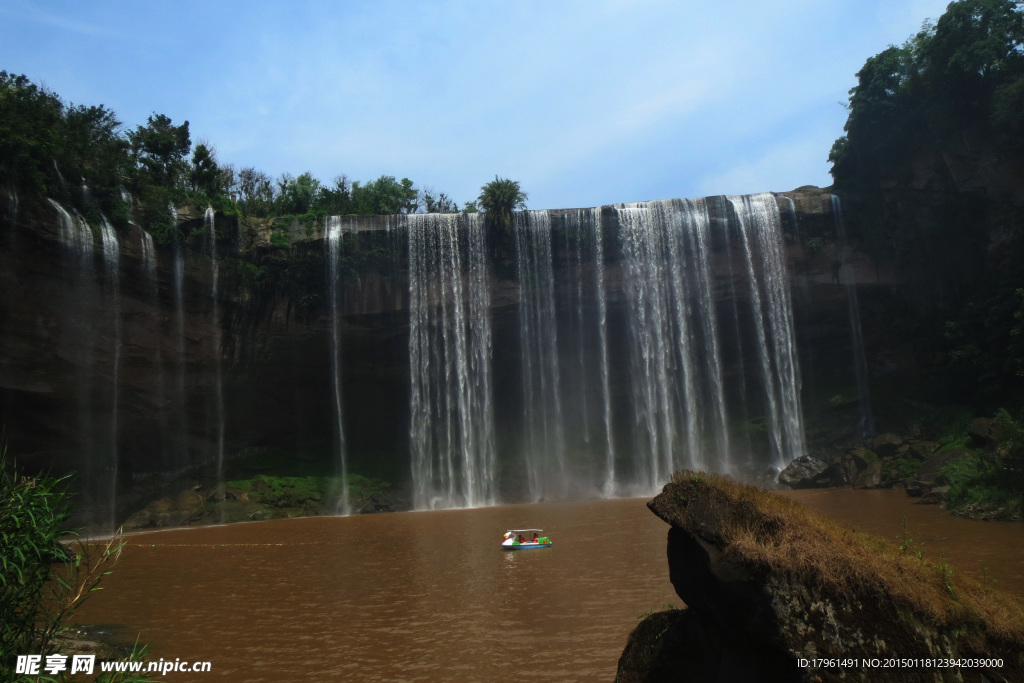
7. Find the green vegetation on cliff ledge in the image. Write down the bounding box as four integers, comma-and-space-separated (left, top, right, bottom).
941, 408, 1024, 519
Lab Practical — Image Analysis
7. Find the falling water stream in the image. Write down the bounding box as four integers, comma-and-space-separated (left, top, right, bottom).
171, 205, 188, 470
49, 200, 98, 515
514, 211, 567, 501
325, 216, 350, 515
204, 208, 225, 504
729, 194, 805, 470
98, 216, 122, 527
831, 195, 875, 436
407, 213, 496, 509
402, 194, 807, 509
138, 225, 168, 467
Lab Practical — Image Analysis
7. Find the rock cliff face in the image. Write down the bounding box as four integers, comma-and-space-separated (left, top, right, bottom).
617, 474, 1024, 682
1, 186, 892, 523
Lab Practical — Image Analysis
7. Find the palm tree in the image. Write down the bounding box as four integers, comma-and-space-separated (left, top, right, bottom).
477, 176, 527, 236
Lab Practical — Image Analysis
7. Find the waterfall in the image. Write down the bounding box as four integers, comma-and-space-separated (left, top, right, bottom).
617, 200, 713, 487
139, 226, 168, 467
49, 200, 98, 517
53, 160, 66, 189
728, 193, 805, 470
205, 208, 226, 499
565, 212, 590, 445
407, 212, 496, 509
514, 210, 566, 501
120, 185, 133, 208
49, 199, 94, 259
562, 208, 616, 495
831, 196, 874, 436
591, 207, 616, 497
173, 241, 188, 468
613, 194, 802, 485
139, 227, 156, 280
98, 215, 122, 528
400, 193, 806, 506
170, 204, 188, 468
325, 216, 350, 515
6, 188, 16, 225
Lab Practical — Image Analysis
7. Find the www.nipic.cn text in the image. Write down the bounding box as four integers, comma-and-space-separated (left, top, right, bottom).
15, 655, 212, 676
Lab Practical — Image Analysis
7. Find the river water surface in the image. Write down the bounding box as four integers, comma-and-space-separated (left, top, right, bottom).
74, 491, 1023, 681
75, 498, 679, 681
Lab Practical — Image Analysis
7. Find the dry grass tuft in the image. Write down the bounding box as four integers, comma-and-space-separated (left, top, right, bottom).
663, 470, 1024, 642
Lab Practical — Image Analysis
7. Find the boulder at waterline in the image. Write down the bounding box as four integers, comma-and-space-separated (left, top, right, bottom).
617, 472, 1024, 682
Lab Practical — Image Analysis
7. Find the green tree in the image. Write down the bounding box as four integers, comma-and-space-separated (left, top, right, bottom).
275, 172, 321, 214
316, 175, 354, 215
0, 72, 65, 195
421, 188, 459, 213
127, 113, 191, 188
188, 143, 222, 197
477, 176, 527, 234
236, 167, 276, 217
60, 103, 127, 193
350, 175, 418, 215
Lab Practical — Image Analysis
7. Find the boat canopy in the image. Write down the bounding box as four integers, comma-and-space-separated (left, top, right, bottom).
505, 529, 543, 533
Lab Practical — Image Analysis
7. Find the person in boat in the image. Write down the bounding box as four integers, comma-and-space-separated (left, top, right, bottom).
531, 533, 539, 543
517, 534, 525, 543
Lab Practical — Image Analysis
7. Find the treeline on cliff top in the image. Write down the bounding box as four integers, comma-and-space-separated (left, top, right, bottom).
0, 70, 479, 244
830, 0, 1024, 192
830, 0, 1024, 395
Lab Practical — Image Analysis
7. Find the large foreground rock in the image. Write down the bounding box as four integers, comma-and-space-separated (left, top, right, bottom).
617, 473, 1024, 682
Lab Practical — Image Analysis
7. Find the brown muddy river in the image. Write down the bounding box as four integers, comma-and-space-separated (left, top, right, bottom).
74, 490, 1023, 681
782, 488, 1024, 597
75, 498, 679, 681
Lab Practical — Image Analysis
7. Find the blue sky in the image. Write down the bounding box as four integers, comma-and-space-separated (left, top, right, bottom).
1, 0, 952, 210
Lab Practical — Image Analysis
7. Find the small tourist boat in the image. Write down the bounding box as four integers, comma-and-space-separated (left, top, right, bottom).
501, 529, 552, 550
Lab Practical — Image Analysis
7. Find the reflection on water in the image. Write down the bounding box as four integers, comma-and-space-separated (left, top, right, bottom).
782, 488, 1024, 598
74, 499, 679, 681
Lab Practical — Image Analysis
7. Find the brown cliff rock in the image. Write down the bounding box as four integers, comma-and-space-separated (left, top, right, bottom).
617, 473, 1024, 682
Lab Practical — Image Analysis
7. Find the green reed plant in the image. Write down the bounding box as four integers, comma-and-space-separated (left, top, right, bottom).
0, 437, 148, 681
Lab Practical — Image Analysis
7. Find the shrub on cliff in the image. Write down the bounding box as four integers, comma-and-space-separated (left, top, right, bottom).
942, 408, 1024, 519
